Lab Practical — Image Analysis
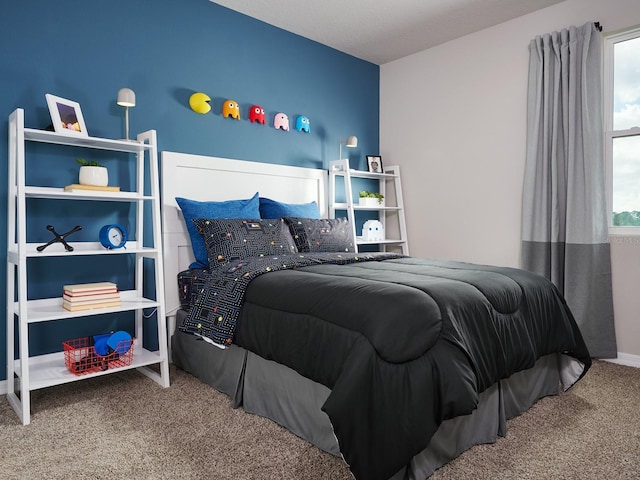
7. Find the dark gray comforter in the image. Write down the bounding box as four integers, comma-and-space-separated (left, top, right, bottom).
182, 256, 591, 480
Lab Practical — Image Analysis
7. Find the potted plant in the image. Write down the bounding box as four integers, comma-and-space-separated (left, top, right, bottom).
77, 158, 108, 187
359, 190, 384, 207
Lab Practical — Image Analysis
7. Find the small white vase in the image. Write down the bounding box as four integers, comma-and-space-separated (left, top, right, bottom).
359, 197, 384, 207
79, 166, 108, 187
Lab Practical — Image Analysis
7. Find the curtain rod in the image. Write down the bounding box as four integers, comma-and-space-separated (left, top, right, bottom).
594, 21, 603, 32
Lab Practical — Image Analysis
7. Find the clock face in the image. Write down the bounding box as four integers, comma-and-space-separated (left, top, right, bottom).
109, 227, 123, 245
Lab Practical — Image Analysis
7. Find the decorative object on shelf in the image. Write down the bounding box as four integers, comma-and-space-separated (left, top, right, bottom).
77, 158, 108, 187
274, 112, 290, 131
117, 88, 136, 141
64, 184, 120, 192
367, 155, 384, 173
36, 224, 82, 252
361, 220, 384, 242
92, 333, 113, 356
62, 281, 121, 312
339, 135, 358, 161
222, 99, 240, 119
189, 92, 211, 114
359, 190, 384, 206
63, 331, 133, 375
99, 223, 128, 249
45, 93, 88, 137
249, 105, 266, 124
295, 115, 310, 133
107, 330, 133, 355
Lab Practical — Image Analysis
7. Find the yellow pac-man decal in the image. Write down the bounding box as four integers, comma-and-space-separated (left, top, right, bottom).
189, 92, 211, 114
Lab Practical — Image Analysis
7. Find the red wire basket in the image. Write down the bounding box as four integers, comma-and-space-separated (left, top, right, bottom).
63, 336, 134, 376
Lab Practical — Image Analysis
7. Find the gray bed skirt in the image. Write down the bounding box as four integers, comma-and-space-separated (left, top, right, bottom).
172, 324, 576, 479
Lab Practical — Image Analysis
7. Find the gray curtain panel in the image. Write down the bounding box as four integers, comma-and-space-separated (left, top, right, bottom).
521, 22, 617, 358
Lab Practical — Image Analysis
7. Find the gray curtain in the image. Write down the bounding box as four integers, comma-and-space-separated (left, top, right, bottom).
521, 22, 617, 358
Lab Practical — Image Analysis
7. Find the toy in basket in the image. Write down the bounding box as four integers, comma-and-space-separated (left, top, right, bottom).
63, 330, 134, 375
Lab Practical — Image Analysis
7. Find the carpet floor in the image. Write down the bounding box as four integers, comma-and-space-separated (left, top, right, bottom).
1, 360, 638, 479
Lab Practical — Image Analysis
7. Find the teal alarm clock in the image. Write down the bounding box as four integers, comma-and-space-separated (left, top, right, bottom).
99, 224, 128, 249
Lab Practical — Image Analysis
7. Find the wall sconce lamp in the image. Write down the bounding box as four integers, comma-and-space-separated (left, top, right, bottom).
339, 135, 358, 161
117, 88, 136, 141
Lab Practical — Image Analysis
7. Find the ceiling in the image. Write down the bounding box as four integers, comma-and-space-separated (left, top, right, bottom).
210, 0, 566, 65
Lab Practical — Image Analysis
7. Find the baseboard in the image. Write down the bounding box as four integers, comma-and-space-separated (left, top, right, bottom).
604, 352, 640, 368
0, 379, 7, 395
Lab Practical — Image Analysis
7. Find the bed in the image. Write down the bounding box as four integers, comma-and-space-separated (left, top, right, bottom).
161, 151, 591, 480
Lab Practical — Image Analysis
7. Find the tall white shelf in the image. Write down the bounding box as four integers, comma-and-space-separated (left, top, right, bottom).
6, 108, 170, 425
329, 158, 409, 255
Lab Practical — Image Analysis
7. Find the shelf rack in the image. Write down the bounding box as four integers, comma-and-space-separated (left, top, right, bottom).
329, 158, 409, 255
6, 108, 170, 425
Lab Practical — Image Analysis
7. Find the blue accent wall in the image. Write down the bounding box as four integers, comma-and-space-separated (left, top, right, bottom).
0, 1, 379, 381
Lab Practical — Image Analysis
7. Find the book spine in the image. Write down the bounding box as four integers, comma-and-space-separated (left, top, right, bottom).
64, 184, 120, 192
62, 294, 120, 305
64, 290, 117, 297
63, 282, 117, 293
62, 300, 122, 312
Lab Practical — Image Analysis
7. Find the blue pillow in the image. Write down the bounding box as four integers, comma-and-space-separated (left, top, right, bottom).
176, 193, 260, 268
259, 197, 320, 219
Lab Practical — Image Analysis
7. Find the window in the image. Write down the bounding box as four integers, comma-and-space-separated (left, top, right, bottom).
604, 27, 640, 232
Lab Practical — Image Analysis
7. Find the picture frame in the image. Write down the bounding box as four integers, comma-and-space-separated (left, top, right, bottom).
45, 94, 89, 137
366, 155, 383, 173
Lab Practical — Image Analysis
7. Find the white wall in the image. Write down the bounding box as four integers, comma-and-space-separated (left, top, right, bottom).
380, 0, 640, 357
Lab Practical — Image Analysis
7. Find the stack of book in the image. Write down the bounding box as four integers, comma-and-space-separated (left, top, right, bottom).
62, 282, 121, 312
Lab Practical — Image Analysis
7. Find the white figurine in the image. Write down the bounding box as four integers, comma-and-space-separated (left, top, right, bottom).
362, 220, 384, 242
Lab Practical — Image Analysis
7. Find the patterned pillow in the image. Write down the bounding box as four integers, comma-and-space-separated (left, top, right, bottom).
284, 217, 355, 253
176, 193, 260, 268
193, 218, 297, 266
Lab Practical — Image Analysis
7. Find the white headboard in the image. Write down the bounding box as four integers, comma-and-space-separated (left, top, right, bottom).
160, 151, 328, 321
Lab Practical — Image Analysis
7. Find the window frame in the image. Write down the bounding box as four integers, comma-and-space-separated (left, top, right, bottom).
604, 26, 640, 236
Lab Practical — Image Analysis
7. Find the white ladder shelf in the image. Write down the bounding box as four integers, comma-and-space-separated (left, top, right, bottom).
329, 158, 409, 255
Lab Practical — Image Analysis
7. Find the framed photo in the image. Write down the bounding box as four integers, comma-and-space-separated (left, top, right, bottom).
366, 155, 383, 173
45, 94, 89, 137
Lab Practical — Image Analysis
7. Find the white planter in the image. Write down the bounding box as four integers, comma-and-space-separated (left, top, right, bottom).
359, 197, 384, 207
79, 166, 108, 187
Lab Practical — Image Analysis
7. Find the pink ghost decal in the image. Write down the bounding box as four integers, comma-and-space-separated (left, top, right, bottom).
274, 113, 289, 131
249, 105, 266, 124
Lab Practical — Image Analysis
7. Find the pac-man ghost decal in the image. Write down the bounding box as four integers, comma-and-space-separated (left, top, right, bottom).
189, 92, 211, 114
222, 99, 240, 120
274, 113, 289, 131
362, 220, 384, 242
295, 115, 310, 133
249, 105, 266, 124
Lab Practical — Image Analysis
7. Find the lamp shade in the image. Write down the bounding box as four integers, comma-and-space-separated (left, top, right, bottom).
117, 88, 136, 107
339, 135, 358, 162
